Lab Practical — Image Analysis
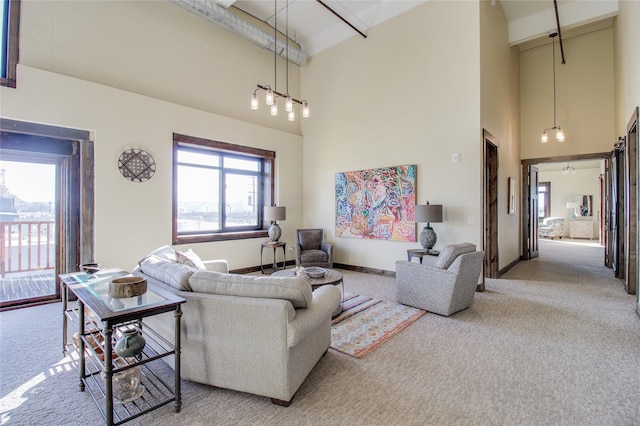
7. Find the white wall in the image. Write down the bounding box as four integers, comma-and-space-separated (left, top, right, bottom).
19, 0, 302, 135
301, 1, 482, 271
1, 65, 303, 271
480, 0, 522, 268
521, 28, 616, 159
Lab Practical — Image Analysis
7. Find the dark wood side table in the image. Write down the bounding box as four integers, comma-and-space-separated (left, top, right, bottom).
60, 269, 185, 425
407, 249, 440, 264
261, 241, 286, 274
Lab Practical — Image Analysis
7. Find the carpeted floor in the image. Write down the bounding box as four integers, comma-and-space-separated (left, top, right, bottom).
1, 239, 639, 425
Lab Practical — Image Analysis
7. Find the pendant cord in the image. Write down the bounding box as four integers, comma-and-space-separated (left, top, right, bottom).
286, 0, 289, 94
273, 0, 277, 91
552, 35, 557, 127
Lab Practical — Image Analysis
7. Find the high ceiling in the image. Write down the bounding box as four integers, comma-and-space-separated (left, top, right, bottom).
213, 0, 619, 57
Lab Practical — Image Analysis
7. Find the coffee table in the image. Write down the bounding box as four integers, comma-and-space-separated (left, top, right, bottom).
272, 268, 344, 317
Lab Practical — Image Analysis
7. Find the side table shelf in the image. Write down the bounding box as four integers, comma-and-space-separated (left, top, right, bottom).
63, 306, 178, 425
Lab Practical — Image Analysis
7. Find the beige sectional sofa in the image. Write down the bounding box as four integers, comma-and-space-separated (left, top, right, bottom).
132, 246, 341, 406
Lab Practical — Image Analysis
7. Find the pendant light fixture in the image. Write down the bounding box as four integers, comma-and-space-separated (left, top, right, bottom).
541, 32, 564, 143
250, 0, 309, 121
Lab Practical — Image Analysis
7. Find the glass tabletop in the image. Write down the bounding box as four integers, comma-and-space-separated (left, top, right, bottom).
62, 269, 182, 319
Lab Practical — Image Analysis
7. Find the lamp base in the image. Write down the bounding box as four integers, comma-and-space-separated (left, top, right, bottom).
419, 225, 437, 251
268, 223, 282, 242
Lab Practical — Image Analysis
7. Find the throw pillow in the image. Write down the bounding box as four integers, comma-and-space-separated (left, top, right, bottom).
150, 245, 177, 262
176, 249, 206, 270
138, 255, 195, 291
435, 243, 476, 269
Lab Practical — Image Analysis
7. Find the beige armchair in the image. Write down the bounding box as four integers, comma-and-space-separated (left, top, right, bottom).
396, 243, 484, 316
294, 229, 333, 268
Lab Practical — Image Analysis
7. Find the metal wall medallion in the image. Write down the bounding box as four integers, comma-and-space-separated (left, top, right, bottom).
118, 149, 156, 182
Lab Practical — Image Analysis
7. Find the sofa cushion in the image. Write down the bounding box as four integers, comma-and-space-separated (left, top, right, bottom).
176, 249, 206, 269
435, 243, 476, 269
138, 255, 196, 291
189, 270, 313, 308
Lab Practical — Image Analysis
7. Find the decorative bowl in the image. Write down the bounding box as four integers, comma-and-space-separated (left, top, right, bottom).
80, 263, 101, 274
109, 276, 147, 298
305, 267, 326, 278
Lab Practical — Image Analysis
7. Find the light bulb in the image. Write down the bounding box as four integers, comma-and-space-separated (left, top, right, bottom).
270, 102, 278, 116
541, 131, 548, 143
288, 110, 295, 121
285, 95, 293, 112
251, 93, 259, 110
266, 88, 274, 106
556, 128, 565, 142
302, 101, 310, 118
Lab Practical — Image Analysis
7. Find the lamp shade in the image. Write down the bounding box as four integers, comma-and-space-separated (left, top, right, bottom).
414, 204, 443, 224
264, 206, 286, 222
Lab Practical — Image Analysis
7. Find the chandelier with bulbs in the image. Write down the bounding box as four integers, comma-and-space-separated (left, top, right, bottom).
250, 0, 309, 122
541, 32, 564, 143
561, 163, 575, 175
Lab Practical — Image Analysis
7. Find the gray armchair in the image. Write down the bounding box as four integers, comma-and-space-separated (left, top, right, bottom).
395, 243, 484, 316
294, 229, 333, 268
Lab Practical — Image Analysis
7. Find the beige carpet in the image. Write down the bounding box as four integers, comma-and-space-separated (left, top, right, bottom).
1, 239, 639, 425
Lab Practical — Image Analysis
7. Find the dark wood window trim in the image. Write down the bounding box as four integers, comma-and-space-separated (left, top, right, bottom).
172, 133, 274, 245
1, 0, 20, 88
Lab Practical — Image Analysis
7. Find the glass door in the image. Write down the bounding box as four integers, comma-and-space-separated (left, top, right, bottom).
0, 159, 58, 307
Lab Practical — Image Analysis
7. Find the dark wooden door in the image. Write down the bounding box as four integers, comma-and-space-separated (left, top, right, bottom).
483, 133, 498, 283
523, 165, 539, 260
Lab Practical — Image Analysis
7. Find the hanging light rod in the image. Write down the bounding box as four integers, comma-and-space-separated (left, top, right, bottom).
541, 31, 564, 143
553, 0, 566, 64
316, 0, 367, 39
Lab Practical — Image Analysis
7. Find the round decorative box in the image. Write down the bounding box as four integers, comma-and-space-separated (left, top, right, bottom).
304, 267, 326, 278
109, 277, 147, 298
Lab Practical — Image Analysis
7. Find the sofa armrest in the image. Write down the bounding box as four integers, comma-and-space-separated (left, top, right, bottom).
202, 259, 228, 273
287, 285, 341, 347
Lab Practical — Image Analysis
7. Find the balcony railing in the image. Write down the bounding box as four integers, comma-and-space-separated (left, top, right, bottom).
1, 220, 55, 278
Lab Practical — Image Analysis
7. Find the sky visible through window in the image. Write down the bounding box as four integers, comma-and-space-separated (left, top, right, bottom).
0, 161, 55, 203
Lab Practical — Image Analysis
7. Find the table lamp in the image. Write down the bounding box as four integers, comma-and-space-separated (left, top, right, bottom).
414, 202, 443, 252
264, 206, 286, 242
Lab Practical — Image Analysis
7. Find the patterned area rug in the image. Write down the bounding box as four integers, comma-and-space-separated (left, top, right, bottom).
330, 294, 426, 358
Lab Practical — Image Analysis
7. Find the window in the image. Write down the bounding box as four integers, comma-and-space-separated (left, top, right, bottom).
1, 0, 19, 88
538, 182, 551, 219
173, 133, 274, 244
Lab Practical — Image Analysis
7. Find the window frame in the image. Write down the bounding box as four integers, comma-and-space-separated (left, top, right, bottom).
1, 0, 20, 88
172, 133, 274, 245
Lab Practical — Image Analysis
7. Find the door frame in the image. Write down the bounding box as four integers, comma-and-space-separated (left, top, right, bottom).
0, 118, 94, 309
521, 152, 610, 257
482, 129, 499, 288
625, 107, 638, 295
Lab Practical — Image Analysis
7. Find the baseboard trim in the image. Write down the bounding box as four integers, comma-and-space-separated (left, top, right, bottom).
333, 263, 396, 277
498, 258, 520, 277
233, 262, 396, 277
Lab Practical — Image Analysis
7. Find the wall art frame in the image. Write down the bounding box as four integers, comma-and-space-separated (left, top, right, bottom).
335, 164, 416, 241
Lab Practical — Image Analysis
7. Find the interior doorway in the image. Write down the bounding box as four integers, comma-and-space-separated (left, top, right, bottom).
483, 130, 499, 287
521, 153, 611, 267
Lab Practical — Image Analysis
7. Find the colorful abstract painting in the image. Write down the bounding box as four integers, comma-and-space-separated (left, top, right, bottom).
335, 165, 416, 241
